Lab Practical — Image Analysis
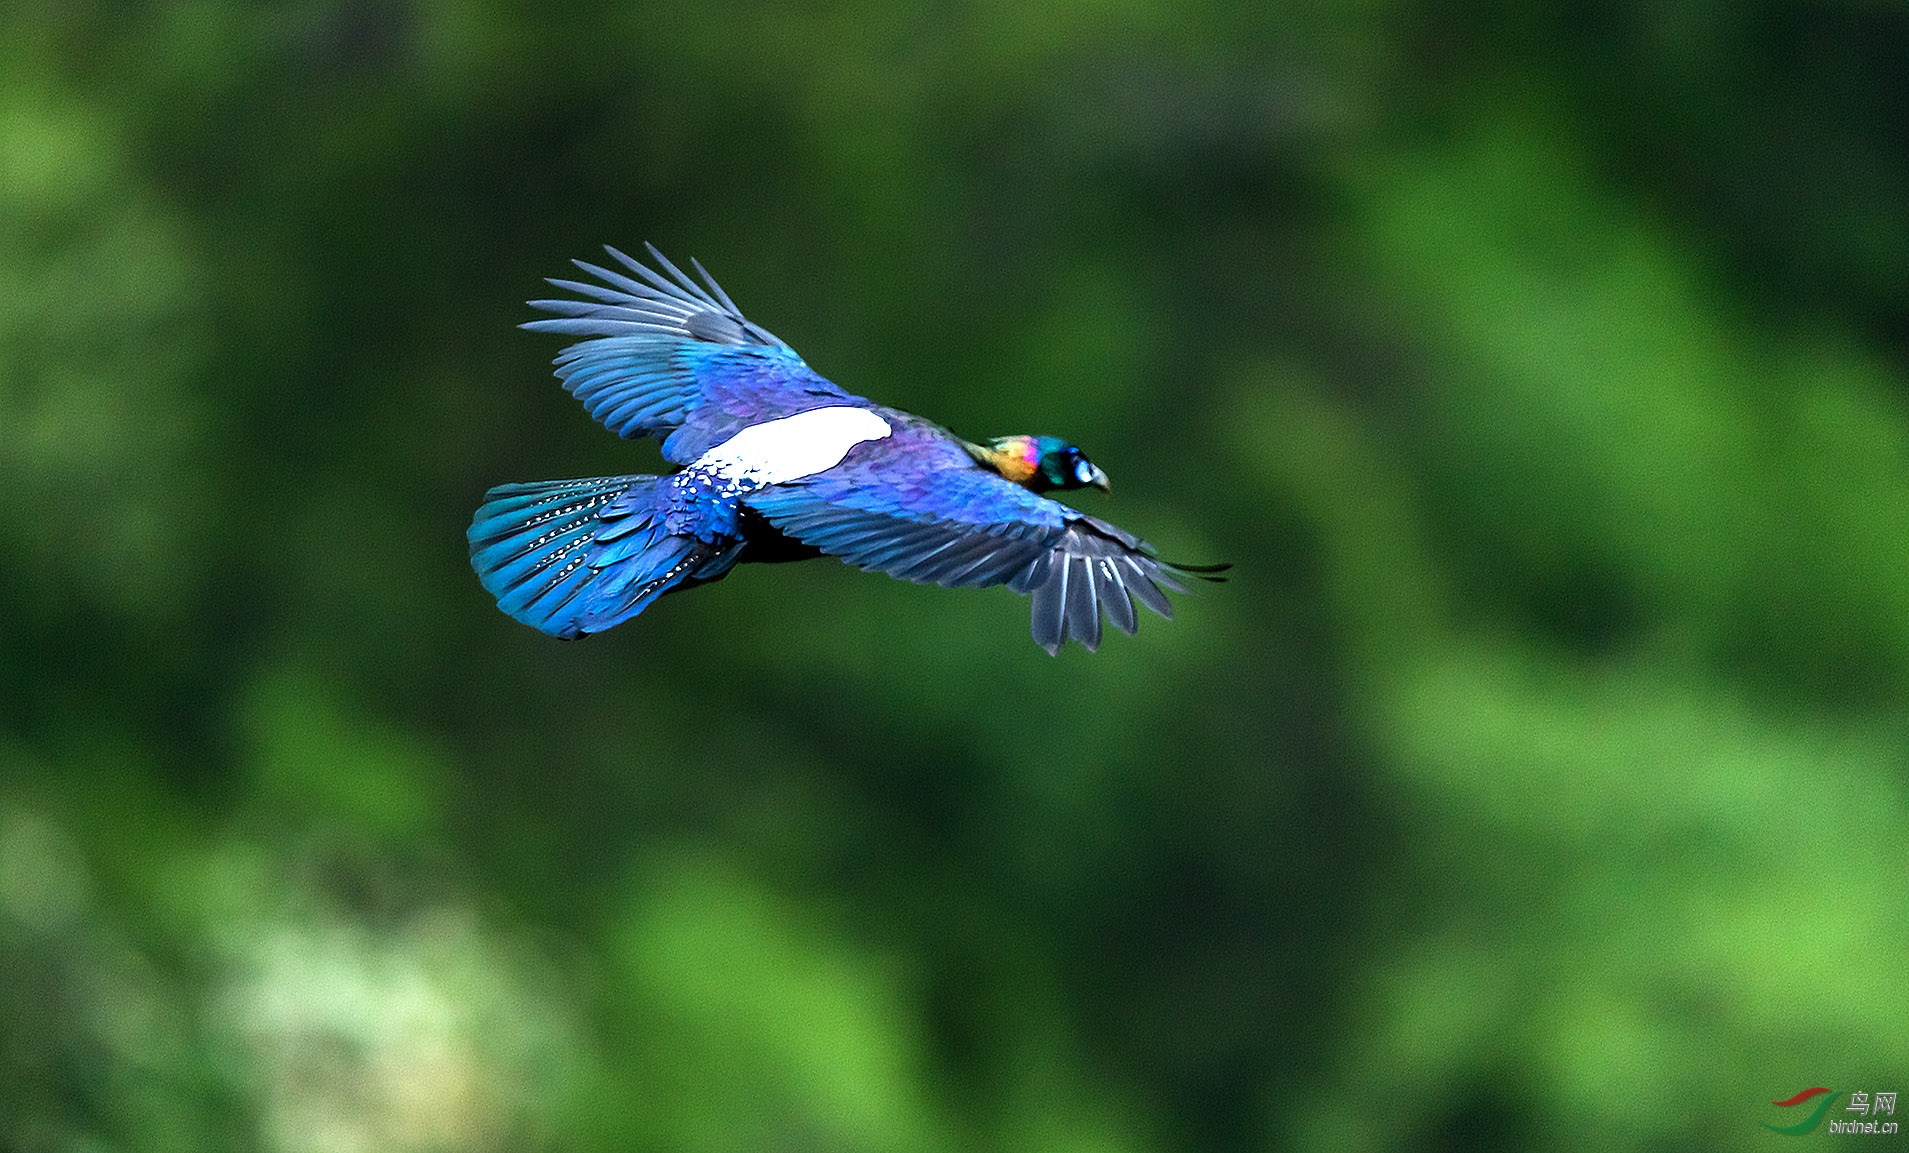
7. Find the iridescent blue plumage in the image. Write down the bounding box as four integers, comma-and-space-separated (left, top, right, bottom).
472, 245, 1225, 653
468, 475, 715, 638
523, 246, 858, 462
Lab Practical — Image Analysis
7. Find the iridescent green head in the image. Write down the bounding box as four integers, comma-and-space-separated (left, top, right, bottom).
975, 435, 1111, 494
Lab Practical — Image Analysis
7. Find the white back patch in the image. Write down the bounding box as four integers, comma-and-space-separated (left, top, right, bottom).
692, 406, 892, 485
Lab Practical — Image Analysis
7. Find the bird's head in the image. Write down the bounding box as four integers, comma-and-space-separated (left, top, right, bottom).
973, 435, 1111, 494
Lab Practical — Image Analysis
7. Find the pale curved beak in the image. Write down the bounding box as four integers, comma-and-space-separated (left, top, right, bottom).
1087, 465, 1111, 494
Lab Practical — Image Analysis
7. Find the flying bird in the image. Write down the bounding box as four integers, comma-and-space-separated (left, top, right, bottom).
469, 245, 1226, 653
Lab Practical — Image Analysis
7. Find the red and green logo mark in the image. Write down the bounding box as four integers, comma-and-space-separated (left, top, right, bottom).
1763, 1088, 1840, 1135
1762, 1087, 1900, 1135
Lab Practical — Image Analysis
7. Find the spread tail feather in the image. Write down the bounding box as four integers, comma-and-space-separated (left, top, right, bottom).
468, 475, 710, 639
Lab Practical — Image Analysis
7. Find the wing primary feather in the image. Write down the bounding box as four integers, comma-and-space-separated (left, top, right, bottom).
1067, 557, 1102, 652
1123, 558, 1174, 619
526, 297, 617, 317
1050, 554, 1072, 649
567, 259, 683, 306
897, 539, 987, 582
1099, 559, 1138, 635
887, 536, 969, 581
638, 243, 728, 310
691, 256, 746, 316
544, 277, 674, 308
561, 270, 698, 312
525, 307, 692, 336
955, 544, 1034, 589
1006, 550, 1051, 595
542, 276, 624, 303
605, 245, 713, 307
858, 523, 947, 562
818, 526, 913, 554
913, 537, 1000, 585
923, 537, 995, 577
522, 318, 681, 336
1029, 564, 1064, 655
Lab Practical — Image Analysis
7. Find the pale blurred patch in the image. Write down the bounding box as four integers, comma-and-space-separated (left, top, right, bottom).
215, 904, 557, 1153
0, 772, 582, 1153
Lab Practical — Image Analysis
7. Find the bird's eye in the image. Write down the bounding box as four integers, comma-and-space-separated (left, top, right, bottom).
1073, 459, 1096, 484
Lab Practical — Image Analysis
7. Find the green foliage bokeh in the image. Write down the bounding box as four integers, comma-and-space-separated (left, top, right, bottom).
3, 2, 1906, 1150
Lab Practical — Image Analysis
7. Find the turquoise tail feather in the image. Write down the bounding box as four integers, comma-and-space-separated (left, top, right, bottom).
468, 475, 710, 639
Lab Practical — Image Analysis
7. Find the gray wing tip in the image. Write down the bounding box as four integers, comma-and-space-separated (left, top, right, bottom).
1018, 527, 1219, 652
518, 244, 786, 349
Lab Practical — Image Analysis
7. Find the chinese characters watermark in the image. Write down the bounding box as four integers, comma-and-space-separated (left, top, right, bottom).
1762, 1087, 1899, 1136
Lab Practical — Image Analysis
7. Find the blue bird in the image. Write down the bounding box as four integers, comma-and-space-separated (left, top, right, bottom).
469, 246, 1227, 653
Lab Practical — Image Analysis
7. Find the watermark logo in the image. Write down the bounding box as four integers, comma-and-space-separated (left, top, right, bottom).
1762, 1087, 1898, 1136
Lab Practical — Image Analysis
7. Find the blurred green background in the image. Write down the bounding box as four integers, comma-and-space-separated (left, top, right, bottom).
4, 1, 1907, 1150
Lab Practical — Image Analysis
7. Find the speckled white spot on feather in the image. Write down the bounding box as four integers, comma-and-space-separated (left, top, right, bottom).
691, 406, 891, 485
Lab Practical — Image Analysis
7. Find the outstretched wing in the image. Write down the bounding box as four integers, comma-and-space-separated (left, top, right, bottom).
524, 245, 861, 462
745, 421, 1214, 654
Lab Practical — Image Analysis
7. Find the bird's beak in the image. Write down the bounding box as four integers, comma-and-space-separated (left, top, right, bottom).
1088, 465, 1111, 494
